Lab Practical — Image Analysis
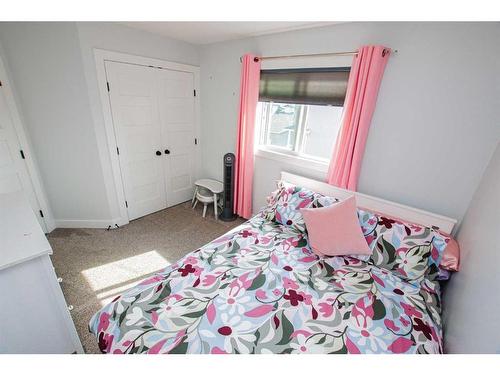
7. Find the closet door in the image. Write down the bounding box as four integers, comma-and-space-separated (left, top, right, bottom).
158, 69, 196, 206
0, 86, 46, 231
105, 61, 166, 220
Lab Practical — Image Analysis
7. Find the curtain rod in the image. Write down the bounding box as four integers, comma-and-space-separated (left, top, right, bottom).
240, 49, 397, 62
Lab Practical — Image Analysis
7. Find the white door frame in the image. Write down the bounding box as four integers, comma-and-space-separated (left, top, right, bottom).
94, 49, 201, 226
0, 54, 55, 233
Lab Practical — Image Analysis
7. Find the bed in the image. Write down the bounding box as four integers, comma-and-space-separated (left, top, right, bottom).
89, 172, 457, 354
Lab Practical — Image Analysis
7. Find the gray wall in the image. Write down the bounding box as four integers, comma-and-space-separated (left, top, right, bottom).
443, 141, 500, 353
0, 22, 199, 225
0, 22, 109, 222
199, 22, 500, 222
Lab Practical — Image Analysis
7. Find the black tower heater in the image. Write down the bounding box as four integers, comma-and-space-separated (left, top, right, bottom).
219, 153, 237, 221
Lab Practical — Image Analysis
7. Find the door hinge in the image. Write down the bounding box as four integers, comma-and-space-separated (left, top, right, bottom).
125, 200, 128, 208
106, 82, 110, 92
116, 147, 120, 155
20, 150, 26, 159
39, 210, 44, 218
193, 89, 196, 97
194, 138, 198, 145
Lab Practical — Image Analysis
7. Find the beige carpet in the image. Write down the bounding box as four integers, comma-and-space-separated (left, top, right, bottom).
48, 202, 244, 354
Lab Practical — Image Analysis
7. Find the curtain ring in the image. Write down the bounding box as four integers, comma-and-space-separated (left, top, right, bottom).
254, 57, 260, 62
382, 48, 389, 57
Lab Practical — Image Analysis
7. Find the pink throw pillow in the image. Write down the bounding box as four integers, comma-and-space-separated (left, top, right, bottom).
301, 196, 372, 257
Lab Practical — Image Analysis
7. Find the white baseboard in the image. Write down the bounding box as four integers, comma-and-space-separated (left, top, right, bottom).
54, 217, 125, 229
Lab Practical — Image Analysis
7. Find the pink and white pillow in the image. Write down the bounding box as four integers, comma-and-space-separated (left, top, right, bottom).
261, 181, 337, 232
357, 208, 456, 283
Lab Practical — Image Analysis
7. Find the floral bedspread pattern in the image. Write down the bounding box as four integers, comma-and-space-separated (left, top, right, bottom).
89, 216, 443, 354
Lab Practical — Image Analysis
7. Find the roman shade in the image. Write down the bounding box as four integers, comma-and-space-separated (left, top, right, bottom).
259, 68, 350, 106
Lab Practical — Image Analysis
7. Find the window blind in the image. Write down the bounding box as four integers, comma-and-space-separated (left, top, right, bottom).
259, 67, 350, 106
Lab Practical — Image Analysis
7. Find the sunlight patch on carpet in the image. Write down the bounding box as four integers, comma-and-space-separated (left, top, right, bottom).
81, 250, 170, 305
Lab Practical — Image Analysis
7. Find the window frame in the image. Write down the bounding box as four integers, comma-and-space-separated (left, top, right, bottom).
255, 101, 343, 170
255, 66, 350, 170
258, 101, 308, 155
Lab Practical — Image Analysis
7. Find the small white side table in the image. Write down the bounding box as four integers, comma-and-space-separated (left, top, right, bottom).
192, 179, 224, 220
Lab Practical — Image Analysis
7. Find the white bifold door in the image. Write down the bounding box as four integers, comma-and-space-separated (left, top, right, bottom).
105, 61, 196, 221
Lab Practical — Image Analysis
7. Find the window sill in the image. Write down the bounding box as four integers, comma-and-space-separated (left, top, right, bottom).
255, 148, 329, 173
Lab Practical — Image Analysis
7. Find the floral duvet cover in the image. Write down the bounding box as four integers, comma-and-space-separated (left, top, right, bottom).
89, 215, 443, 354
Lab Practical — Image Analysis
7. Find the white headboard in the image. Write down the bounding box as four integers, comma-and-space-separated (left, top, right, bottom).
281, 172, 457, 235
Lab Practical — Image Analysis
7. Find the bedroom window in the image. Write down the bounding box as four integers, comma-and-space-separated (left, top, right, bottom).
256, 67, 350, 167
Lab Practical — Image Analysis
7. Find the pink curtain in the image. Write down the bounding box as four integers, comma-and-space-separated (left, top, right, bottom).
234, 54, 261, 218
327, 45, 390, 191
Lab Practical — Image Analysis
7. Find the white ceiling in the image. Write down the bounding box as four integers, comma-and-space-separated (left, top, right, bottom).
120, 22, 339, 45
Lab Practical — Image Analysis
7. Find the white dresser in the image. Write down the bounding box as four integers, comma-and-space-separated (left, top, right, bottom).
0, 192, 83, 353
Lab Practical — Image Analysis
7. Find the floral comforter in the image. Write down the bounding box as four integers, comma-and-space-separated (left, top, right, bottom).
89, 215, 443, 354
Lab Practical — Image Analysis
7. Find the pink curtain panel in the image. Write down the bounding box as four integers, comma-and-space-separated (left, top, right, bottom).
234, 54, 261, 218
327, 45, 391, 191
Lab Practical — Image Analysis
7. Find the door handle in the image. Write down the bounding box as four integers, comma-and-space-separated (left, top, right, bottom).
164, 149, 171, 155
156, 151, 162, 156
